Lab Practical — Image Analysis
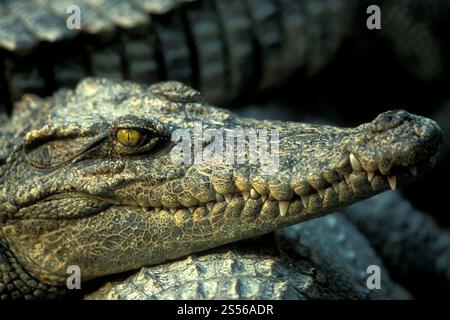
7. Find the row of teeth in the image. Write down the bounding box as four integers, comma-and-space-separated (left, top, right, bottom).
349, 153, 417, 189
150, 153, 417, 217
152, 192, 293, 217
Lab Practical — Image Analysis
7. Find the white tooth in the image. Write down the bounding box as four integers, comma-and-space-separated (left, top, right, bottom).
188, 207, 195, 213
301, 195, 309, 208
206, 202, 214, 211
367, 171, 375, 182
344, 175, 350, 184
410, 166, 417, 177
317, 189, 325, 199
350, 153, 363, 171
332, 182, 339, 193
279, 201, 289, 216
224, 194, 232, 203
243, 192, 250, 201
387, 175, 397, 190
250, 188, 258, 199
261, 194, 268, 202
170, 208, 176, 214
216, 193, 224, 202
155, 208, 161, 213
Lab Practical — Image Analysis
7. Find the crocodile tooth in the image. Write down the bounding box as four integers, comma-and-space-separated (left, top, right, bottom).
216, 193, 224, 202
279, 201, 289, 216
224, 194, 232, 203
317, 189, 325, 199
367, 171, 375, 182
332, 182, 339, 193
350, 153, 363, 171
206, 202, 214, 211
169, 208, 176, 214
301, 195, 309, 208
387, 176, 397, 190
155, 208, 161, 213
410, 166, 417, 177
261, 194, 268, 202
188, 207, 195, 213
344, 175, 350, 184
243, 192, 250, 201
250, 188, 258, 199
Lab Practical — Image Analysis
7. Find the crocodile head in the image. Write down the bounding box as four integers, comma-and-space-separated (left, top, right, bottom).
0, 78, 443, 286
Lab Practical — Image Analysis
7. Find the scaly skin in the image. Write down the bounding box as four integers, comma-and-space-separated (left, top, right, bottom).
85, 215, 411, 300
0, 0, 354, 107
0, 78, 443, 299
3, 0, 448, 110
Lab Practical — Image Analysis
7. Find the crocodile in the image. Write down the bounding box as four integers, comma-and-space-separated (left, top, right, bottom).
0, 0, 355, 108
0, 78, 443, 299
0, 0, 449, 111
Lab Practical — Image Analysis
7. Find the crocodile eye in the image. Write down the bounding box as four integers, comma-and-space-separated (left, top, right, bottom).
116, 129, 145, 146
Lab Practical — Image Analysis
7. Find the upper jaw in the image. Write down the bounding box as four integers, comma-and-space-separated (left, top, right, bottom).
119, 110, 442, 215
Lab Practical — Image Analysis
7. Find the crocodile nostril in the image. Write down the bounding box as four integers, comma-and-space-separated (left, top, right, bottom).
371, 110, 410, 132
383, 114, 394, 122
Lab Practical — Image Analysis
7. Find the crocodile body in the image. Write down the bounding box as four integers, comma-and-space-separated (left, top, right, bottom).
1, 0, 449, 112
0, 78, 443, 299
0, 0, 354, 108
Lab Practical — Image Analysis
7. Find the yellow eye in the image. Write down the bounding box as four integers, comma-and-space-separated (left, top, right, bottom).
116, 129, 144, 146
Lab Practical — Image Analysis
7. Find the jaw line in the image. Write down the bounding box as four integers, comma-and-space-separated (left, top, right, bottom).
117, 153, 424, 219
14, 148, 433, 222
